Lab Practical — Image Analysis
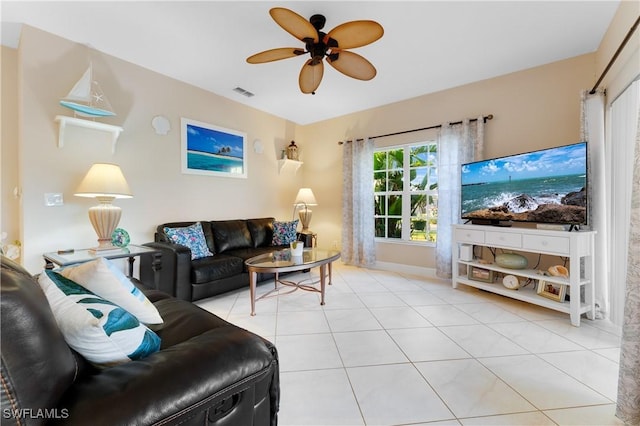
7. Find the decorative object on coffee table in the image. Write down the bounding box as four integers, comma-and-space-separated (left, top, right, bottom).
290, 240, 304, 256
75, 163, 133, 253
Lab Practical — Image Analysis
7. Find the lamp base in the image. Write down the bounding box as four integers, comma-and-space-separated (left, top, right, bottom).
89, 242, 121, 254
298, 209, 312, 232
87, 202, 121, 253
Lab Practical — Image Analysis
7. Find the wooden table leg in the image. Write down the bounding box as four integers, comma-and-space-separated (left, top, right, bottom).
250, 270, 257, 316
319, 264, 326, 306
328, 261, 333, 285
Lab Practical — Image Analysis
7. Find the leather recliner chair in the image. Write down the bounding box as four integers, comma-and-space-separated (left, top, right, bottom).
0, 256, 279, 426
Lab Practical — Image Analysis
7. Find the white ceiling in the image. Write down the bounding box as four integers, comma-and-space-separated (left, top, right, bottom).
1, 1, 620, 125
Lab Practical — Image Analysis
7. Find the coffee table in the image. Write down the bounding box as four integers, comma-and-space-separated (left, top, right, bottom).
245, 248, 341, 316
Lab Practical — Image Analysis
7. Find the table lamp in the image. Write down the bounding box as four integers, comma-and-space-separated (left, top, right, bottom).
75, 163, 132, 252
293, 188, 317, 234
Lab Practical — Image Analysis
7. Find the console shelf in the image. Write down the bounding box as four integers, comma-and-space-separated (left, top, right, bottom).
452, 224, 596, 326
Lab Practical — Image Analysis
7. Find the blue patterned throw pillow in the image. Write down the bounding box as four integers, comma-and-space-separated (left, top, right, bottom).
38, 270, 161, 368
164, 222, 213, 260
271, 219, 299, 245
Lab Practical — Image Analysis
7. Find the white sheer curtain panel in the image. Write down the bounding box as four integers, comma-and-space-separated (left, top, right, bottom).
580, 90, 609, 319
607, 82, 640, 326
615, 80, 640, 425
342, 138, 376, 266
436, 118, 484, 278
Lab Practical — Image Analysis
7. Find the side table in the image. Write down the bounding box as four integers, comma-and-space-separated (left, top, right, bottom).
297, 231, 317, 248
43, 244, 162, 290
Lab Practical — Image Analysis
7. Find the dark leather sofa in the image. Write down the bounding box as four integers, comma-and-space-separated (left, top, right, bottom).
0, 255, 279, 426
141, 218, 289, 302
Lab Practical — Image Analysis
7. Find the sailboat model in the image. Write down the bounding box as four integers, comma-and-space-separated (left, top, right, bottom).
60, 65, 116, 117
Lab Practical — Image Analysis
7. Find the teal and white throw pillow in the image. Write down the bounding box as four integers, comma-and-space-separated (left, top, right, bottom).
59, 258, 163, 324
271, 219, 299, 245
164, 222, 213, 260
38, 270, 161, 368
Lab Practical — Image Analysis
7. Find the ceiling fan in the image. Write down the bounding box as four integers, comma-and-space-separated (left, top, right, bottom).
246, 7, 384, 95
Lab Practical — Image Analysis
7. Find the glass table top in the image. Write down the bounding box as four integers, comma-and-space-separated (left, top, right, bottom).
43, 245, 159, 266
245, 248, 341, 271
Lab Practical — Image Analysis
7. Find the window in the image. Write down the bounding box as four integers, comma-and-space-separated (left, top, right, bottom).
374, 142, 438, 243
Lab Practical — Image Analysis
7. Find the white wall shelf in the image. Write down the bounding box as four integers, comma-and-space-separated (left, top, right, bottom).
278, 159, 303, 174
54, 115, 124, 154
452, 224, 596, 326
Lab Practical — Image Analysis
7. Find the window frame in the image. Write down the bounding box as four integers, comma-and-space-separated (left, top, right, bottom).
373, 140, 438, 245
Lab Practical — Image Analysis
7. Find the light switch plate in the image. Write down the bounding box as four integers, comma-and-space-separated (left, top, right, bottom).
44, 193, 64, 206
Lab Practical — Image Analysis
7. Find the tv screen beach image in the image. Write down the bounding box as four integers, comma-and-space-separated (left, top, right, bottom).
461, 142, 587, 225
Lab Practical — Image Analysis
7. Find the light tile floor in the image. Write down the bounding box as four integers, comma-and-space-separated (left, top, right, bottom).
196, 263, 623, 426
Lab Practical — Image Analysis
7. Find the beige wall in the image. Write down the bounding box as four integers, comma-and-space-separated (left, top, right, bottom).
298, 53, 596, 271
1, 46, 20, 254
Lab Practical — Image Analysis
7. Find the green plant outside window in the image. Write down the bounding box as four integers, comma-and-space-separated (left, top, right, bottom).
374, 142, 438, 242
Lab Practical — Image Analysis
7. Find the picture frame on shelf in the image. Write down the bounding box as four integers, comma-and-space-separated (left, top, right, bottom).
536, 280, 567, 302
467, 265, 494, 283
181, 118, 247, 178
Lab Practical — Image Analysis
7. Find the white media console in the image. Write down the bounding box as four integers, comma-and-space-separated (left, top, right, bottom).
451, 224, 596, 326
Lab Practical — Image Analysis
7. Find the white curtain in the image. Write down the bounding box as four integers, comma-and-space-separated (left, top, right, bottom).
580, 90, 609, 319
615, 80, 640, 425
436, 118, 484, 278
608, 82, 640, 326
342, 138, 376, 266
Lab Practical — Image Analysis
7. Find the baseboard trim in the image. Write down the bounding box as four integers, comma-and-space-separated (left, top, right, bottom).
371, 261, 439, 279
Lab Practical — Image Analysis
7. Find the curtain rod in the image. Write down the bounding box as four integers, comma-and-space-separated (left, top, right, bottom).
590, 15, 640, 95
338, 114, 493, 145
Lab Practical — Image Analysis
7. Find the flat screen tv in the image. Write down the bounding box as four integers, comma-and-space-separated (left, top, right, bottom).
461, 142, 588, 226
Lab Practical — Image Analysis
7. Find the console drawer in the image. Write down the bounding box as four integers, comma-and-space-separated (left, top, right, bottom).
485, 231, 522, 248
454, 228, 484, 244
523, 234, 570, 255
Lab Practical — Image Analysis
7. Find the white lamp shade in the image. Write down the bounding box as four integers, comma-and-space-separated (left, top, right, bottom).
75, 163, 133, 199
294, 188, 317, 206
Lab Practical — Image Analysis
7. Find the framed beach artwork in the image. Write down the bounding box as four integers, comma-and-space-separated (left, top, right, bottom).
181, 118, 247, 178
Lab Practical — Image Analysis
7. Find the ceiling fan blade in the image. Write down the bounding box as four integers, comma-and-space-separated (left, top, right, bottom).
327, 50, 377, 81
299, 59, 324, 94
326, 20, 384, 49
270, 7, 319, 43
246, 48, 305, 64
